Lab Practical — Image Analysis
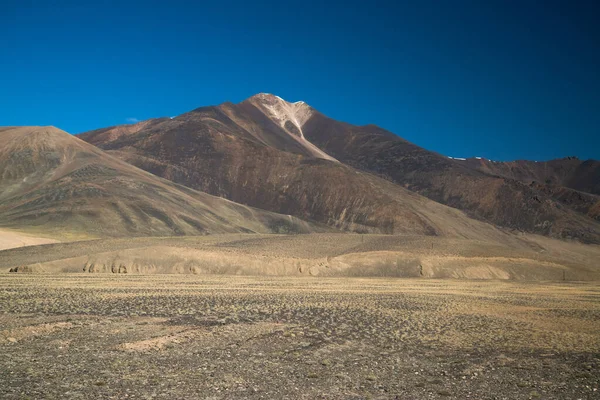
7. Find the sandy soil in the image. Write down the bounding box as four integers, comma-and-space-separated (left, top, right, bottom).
0, 275, 598, 399
0, 228, 59, 251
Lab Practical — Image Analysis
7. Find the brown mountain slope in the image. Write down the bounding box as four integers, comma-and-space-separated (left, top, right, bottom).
0, 126, 325, 237
79, 104, 517, 241
450, 157, 600, 221
456, 156, 600, 195
79, 94, 600, 243
298, 111, 600, 243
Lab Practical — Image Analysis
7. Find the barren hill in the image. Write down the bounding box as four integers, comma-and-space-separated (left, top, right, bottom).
456, 156, 600, 195
79, 99, 526, 241
450, 157, 600, 222
80, 94, 600, 243
0, 126, 326, 237
298, 111, 600, 243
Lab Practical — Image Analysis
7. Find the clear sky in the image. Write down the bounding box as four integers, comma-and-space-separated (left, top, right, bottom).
2, 0, 599, 161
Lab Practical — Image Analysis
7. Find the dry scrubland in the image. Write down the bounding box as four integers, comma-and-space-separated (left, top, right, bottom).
0, 275, 599, 399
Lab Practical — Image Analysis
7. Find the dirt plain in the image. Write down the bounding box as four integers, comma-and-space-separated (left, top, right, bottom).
0, 274, 599, 399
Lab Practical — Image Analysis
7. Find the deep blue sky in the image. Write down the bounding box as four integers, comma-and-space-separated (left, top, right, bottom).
2, 0, 599, 161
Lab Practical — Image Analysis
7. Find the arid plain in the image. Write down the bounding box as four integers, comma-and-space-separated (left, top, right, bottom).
1, 232, 600, 399
1, 274, 599, 399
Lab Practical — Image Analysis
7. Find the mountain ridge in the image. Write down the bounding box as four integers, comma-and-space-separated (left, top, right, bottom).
78, 94, 600, 243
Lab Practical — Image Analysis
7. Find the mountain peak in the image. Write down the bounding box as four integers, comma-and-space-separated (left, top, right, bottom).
246, 93, 314, 135
248, 93, 308, 107
244, 93, 337, 162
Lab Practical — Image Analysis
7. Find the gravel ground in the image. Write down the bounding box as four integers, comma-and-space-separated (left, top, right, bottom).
0, 275, 598, 399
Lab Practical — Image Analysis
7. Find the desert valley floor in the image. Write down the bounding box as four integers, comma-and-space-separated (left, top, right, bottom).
0, 274, 599, 399
1, 231, 599, 399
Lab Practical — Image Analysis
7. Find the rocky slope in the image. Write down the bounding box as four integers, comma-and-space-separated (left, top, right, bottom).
451, 157, 600, 222
0, 126, 326, 237
79, 103, 511, 240
79, 94, 600, 243
456, 156, 600, 195
299, 109, 600, 242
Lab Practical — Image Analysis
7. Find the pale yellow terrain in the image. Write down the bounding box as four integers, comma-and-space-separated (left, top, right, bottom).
1, 233, 599, 280
0, 228, 59, 251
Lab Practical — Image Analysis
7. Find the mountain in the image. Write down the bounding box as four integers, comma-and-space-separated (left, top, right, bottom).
448, 157, 600, 222
455, 157, 600, 195
292, 102, 600, 243
79, 94, 600, 243
0, 126, 326, 237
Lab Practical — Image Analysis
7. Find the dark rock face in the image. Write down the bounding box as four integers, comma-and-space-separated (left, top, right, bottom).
78, 94, 600, 243
8, 266, 30, 273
